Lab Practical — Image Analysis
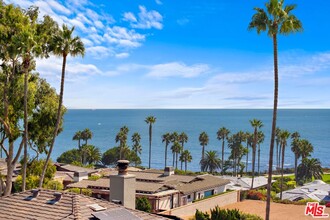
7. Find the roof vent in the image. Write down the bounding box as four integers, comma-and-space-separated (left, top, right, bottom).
111, 199, 122, 205
87, 204, 107, 212
24, 189, 40, 201
47, 192, 63, 205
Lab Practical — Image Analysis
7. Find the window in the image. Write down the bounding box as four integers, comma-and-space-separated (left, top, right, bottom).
187, 195, 191, 199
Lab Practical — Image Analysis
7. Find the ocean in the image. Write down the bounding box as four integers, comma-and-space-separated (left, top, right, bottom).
53, 109, 330, 172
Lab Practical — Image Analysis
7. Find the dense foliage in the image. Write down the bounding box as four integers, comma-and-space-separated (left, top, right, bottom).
136, 197, 152, 213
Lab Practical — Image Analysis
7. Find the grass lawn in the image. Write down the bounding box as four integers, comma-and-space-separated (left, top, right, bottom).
322, 174, 330, 184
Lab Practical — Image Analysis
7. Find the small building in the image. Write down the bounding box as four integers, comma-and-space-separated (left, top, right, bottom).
0, 189, 171, 219
66, 167, 231, 213
223, 176, 271, 190
279, 180, 330, 202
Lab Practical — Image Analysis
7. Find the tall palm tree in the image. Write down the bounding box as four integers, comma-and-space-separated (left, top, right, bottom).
145, 116, 156, 169
132, 132, 142, 166
299, 139, 314, 160
178, 132, 188, 170
279, 129, 290, 200
250, 119, 263, 189
162, 133, 171, 168
297, 158, 323, 184
82, 145, 101, 165
81, 128, 93, 145
171, 141, 182, 169
39, 24, 85, 187
116, 128, 129, 160
245, 132, 253, 173
249, 1, 302, 218
200, 151, 221, 174
179, 150, 192, 172
72, 131, 82, 149
170, 132, 179, 167
275, 127, 281, 169
217, 127, 230, 175
290, 131, 301, 179
199, 131, 209, 168
257, 131, 265, 175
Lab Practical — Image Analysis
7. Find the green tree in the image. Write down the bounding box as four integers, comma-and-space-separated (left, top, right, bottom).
179, 150, 192, 172
257, 131, 265, 175
178, 132, 188, 170
275, 127, 281, 169
249, 1, 303, 218
171, 141, 182, 170
136, 197, 151, 213
217, 127, 230, 175
228, 132, 247, 176
81, 145, 101, 165
297, 158, 323, 184
72, 131, 82, 149
81, 128, 93, 145
299, 139, 314, 160
245, 132, 253, 173
200, 150, 221, 174
250, 119, 263, 188
199, 131, 209, 170
57, 149, 81, 164
116, 126, 129, 160
102, 146, 141, 166
39, 24, 85, 188
290, 131, 301, 179
162, 132, 171, 168
131, 132, 142, 166
279, 129, 290, 199
145, 116, 156, 169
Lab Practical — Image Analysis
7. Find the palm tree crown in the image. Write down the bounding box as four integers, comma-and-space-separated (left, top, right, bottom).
217, 127, 230, 175
199, 131, 209, 163
200, 150, 221, 174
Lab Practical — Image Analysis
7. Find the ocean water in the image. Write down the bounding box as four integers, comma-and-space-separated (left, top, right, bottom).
53, 109, 330, 172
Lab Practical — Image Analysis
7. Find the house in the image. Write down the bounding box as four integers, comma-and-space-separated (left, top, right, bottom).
0, 189, 172, 220
279, 180, 330, 202
66, 166, 230, 213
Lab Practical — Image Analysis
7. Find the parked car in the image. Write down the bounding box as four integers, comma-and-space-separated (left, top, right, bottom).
326, 202, 330, 208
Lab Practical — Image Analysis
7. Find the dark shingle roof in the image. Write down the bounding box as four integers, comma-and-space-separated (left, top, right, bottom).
0, 189, 170, 220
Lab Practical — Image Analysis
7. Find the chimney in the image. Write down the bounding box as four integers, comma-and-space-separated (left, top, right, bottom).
164, 166, 174, 176
73, 171, 88, 182
109, 160, 136, 210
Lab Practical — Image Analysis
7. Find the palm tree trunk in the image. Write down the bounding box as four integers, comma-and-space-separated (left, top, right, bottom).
180, 143, 184, 170
185, 161, 187, 173
276, 141, 279, 169
175, 153, 178, 169
148, 125, 152, 169
165, 144, 167, 168
266, 33, 279, 220
294, 155, 298, 181
251, 129, 257, 189
257, 144, 260, 176
280, 145, 285, 200
222, 140, 225, 175
39, 54, 67, 188
246, 143, 249, 174
172, 152, 175, 167
22, 60, 29, 192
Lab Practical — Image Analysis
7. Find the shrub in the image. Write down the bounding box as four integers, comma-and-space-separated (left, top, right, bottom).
241, 213, 263, 220
246, 190, 266, 201
45, 180, 63, 190
294, 198, 318, 205
136, 197, 151, 213
195, 209, 210, 220
67, 188, 92, 196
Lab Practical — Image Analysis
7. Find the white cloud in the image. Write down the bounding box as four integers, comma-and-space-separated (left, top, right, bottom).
115, 53, 130, 59
124, 5, 163, 30
47, 0, 71, 15
123, 12, 137, 22
155, 0, 162, 5
86, 46, 112, 58
146, 62, 210, 78
104, 26, 145, 48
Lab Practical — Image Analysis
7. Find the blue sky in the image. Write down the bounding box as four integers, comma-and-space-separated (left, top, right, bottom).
6, 0, 330, 108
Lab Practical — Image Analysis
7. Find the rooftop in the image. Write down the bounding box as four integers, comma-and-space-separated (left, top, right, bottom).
0, 189, 170, 220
